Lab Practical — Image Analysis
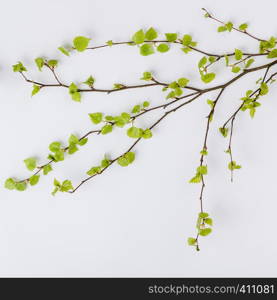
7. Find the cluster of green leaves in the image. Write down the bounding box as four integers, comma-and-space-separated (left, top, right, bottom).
259, 37, 276, 54
117, 152, 135, 167
189, 165, 208, 183
127, 127, 152, 139
52, 178, 74, 195
181, 34, 197, 54
87, 155, 111, 176
188, 212, 213, 250
240, 83, 269, 118
58, 36, 91, 56
228, 161, 241, 171
198, 56, 216, 83
162, 78, 190, 99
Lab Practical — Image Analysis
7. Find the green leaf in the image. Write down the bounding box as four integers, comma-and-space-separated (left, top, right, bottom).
132, 29, 145, 44
143, 101, 150, 107
68, 134, 79, 145
58, 47, 70, 56
260, 82, 268, 95
197, 165, 208, 175
181, 47, 192, 54
5, 178, 16, 190
87, 166, 102, 176
15, 182, 27, 191
182, 34, 192, 46
69, 82, 81, 102
245, 58, 254, 69
31, 85, 40, 96
199, 212, 209, 218
113, 83, 124, 89
232, 66, 241, 73
200, 148, 208, 156
35, 57, 44, 71
49, 142, 61, 153
101, 124, 113, 135
224, 55, 229, 66
145, 27, 158, 40
78, 138, 88, 146
60, 180, 74, 192
141, 71, 152, 81
219, 127, 228, 137
157, 43, 169, 53
142, 129, 152, 139
189, 174, 201, 183
54, 178, 61, 187
165, 33, 177, 42
187, 237, 197, 246
228, 161, 242, 170
54, 149, 64, 161
267, 49, 277, 58
117, 152, 135, 167
132, 104, 141, 114
83, 75, 95, 87
127, 126, 143, 138
101, 158, 111, 168
48, 60, 58, 68
177, 78, 189, 87
198, 56, 207, 68
106, 40, 113, 46
29, 175, 40, 186
199, 228, 212, 236
201, 73, 215, 83
140, 44, 155, 56
13, 61, 27, 72
225, 22, 233, 32
89, 112, 103, 124
204, 218, 213, 226
234, 49, 243, 60
174, 87, 183, 96
166, 91, 176, 99
43, 164, 53, 175
239, 23, 248, 31
209, 56, 216, 63
68, 143, 79, 155
73, 36, 91, 52
217, 26, 227, 32
24, 157, 37, 171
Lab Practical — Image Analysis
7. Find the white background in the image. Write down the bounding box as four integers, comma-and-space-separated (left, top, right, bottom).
0, 0, 277, 277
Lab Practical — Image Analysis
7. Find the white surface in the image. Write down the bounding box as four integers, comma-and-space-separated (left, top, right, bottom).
0, 0, 277, 277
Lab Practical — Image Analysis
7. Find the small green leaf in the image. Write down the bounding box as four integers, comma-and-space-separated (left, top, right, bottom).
54, 149, 64, 161
140, 71, 152, 81
132, 29, 145, 44
234, 49, 243, 60
78, 138, 88, 146
68, 143, 79, 155
239, 23, 248, 31
48, 60, 58, 68
199, 228, 212, 236
217, 26, 227, 32
165, 33, 177, 42
267, 49, 277, 58
157, 43, 169, 53
145, 27, 158, 40
177, 78, 189, 87
101, 124, 113, 135
182, 34, 192, 46
113, 83, 124, 89
117, 152, 135, 167
15, 182, 27, 191
24, 157, 37, 171
200, 148, 208, 156
31, 85, 40, 96
87, 166, 102, 176
187, 237, 197, 246
43, 164, 53, 175
73, 36, 91, 52
140, 44, 155, 56
83, 75, 95, 87
143, 101, 150, 107
89, 112, 103, 124
58, 47, 70, 56
49, 142, 61, 153
13, 62, 27, 72
225, 22, 233, 32
232, 66, 241, 73
201, 73, 215, 83
245, 58, 254, 69
35, 57, 44, 71
199, 212, 209, 218
132, 104, 141, 114
29, 175, 40, 186
189, 174, 201, 183
101, 158, 111, 168
204, 218, 213, 226
106, 40, 113, 46
260, 82, 268, 95
127, 126, 143, 138
219, 127, 228, 137
198, 56, 207, 68
68, 82, 81, 102
60, 180, 74, 192
228, 161, 242, 171
142, 129, 152, 139
5, 178, 16, 190
197, 165, 208, 175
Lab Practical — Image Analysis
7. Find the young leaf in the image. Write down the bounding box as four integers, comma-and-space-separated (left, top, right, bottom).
199, 212, 209, 218
189, 174, 201, 183
24, 157, 37, 171
142, 129, 152, 139
225, 22, 233, 32
267, 49, 277, 58
127, 126, 143, 138
43, 164, 53, 175
101, 124, 113, 135
73, 36, 91, 52
140, 44, 155, 56
141, 71, 152, 81
178, 78, 189, 87
89, 112, 103, 124
157, 43, 169, 53
217, 26, 227, 32
165, 33, 177, 42
48, 60, 58, 68
58, 47, 70, 56
32, 85, 40, 96
201, 73, 215, 83
69, 82, 81, 102
197, 165, 208, 175
60, 180, 74, 192
234, 49, 243, 60
5, 178, 16, 190
199, 228, 212, 236
245, 59, 254, 69
187, 237, 197, 246
219, 127, 228, 137
260, 82, 268, 95
29, 175, 40, 186
143, 101, 150, 107
232, 66, 241, 73
132, 29, 145, 44
239, 23, 248, 31
13, 62, 27, 72
15, 182, 27, 191
35, 57, 44, 71
182, 34, 192, 46
83, 76, 95, 87
145, 27, 158, 40
49, 142, 61, 153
